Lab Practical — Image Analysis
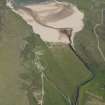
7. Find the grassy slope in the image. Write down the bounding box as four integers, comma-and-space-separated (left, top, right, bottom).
42, 43, 91, 105
0, 1, 30, 105
63, 0, 105, 104
22, 35, 90, 105
0, 0, 91, 105
46, 44, 90, 97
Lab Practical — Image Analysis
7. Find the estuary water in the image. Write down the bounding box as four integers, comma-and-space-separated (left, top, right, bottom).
15, 0, 55, 5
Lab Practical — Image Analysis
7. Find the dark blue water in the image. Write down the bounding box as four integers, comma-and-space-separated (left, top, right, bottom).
15, 0, 54, 5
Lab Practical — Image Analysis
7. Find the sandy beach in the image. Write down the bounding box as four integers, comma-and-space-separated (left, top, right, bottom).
6, 0, 84, 47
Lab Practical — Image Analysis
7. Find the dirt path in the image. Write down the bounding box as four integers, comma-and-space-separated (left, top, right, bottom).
94, 9, 105, 62
41, 72, 44, 105
44, 73, 72, 105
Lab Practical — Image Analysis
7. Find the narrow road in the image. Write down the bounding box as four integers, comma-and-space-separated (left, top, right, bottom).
94, 24, 105, 62
41, 72, 44, 105
94, 9, 105, 62
44, 73, 72, 105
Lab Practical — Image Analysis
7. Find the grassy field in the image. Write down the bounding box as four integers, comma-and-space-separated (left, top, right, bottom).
42, 43, 91, 104
0, 1, 30, 105
0, 0, 91, 105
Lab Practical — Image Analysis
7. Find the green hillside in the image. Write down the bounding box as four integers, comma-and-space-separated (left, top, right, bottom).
0, 0, 90, 105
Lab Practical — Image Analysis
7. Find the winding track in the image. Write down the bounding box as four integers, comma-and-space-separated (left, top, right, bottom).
44, 73, 72, 105
94, 9, 105, 62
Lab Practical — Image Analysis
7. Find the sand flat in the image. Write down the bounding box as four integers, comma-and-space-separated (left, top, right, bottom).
6, 1, 84, 46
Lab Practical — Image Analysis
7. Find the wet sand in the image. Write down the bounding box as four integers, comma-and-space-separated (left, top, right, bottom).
6, 1, 84, 46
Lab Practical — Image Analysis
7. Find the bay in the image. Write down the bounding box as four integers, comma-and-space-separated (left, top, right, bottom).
14, 0, 54, 5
